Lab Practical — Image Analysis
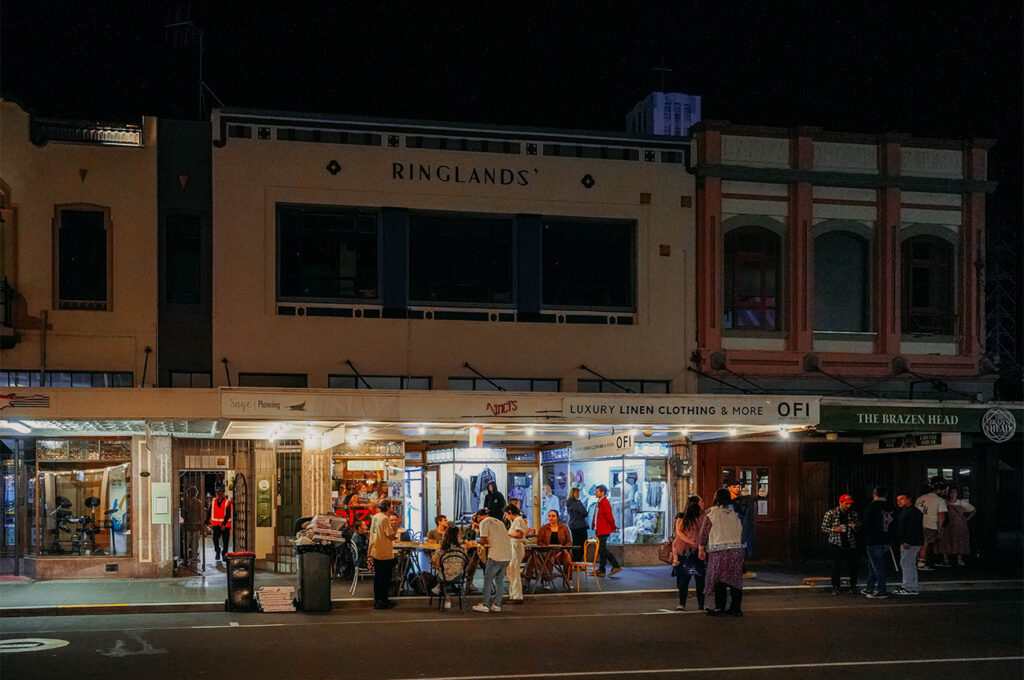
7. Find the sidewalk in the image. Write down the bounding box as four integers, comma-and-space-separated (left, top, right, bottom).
1, 559, 1020, 618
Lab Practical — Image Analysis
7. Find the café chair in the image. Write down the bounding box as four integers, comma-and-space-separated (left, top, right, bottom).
569, 536, 601, 592
349, 541, 373, 595
433, 551, 469, 612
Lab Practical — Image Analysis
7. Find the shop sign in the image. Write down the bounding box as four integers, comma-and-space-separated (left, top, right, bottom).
329, 442, 405, 458
426, 447, 506, 464
562, 395, 819, 425
391, 162, 534, 186
256, 476, 273, 527
571, 432, 636, 461
981, 408, 1017, 443
820, 405, 1024, 435
864, 432, 962, 455
541, 447, 571, 464
347, 460, 386, 471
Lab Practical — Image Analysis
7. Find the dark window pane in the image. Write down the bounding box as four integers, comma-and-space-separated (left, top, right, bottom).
408, 213, 513, 305
59, 210, 106, 302
448, 378, 474, 391
238, 373, 307, 388
166, 214, 201, 304
404, 378, 431, 390
278, 206, 379, 301
902, 235, 954, 334
170, 372, 191, 388
49, 372, 72, 387
71, 373, 92, 387
328, 376, 358, 389
723, 227, 781, 330
542, 220, 635, 310
814, 231, 868, 332
191, 373, 211, 388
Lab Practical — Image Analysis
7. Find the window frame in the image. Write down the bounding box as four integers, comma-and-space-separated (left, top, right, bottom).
237, 372, 308, 388
164, 212, 203, 305
275, 203, 382, 305
407, 210, 517, 309
328, 375, 431, 390
53, 204, 113, 311
901, 233, 956, 336
576, 379, 669, 394
447, 377, 561, 392
723, 224, 782, 332
169, 371, 212, 388
812, 224, 873, 333
540, 217, 637, 313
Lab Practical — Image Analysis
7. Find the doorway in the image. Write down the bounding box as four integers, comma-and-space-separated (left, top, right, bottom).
177, 470, 233, 574
508, 467, 539, 529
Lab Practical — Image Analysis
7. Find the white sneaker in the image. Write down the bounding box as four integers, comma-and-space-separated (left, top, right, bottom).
490, 605, 502, 612
471, 604, 490, 613
444, 601, 452, 609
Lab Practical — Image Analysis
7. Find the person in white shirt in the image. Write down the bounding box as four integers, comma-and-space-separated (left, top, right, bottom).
504, 504, 529, 604
915, 484, 948, 570
472, 509, 512, 613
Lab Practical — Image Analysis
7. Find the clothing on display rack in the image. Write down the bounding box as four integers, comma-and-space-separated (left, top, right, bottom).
453, 474, 473, 523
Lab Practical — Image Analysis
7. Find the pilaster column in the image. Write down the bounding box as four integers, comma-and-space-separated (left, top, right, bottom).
786, 131, 815, 352
302, 439, 333, 518
960, 142, 988, 356
696, 129, 723, 354
876, 139, 903, 356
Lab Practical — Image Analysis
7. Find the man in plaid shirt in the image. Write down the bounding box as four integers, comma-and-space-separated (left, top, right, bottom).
821, 494, 860, 594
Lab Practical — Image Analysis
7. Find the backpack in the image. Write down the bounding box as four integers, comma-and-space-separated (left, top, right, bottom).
406, 571, 437, 595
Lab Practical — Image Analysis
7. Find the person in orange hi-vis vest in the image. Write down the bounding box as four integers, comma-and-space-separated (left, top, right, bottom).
206, 483, 233, 562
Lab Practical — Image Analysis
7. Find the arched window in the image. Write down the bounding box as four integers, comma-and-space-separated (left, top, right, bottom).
901, 235, 954, 335
814, 230, 869, 332
724, 226, 780, 330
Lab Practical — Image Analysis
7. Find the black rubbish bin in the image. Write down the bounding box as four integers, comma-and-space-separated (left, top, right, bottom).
224, 551, 256, 612
296, 545, 333, 612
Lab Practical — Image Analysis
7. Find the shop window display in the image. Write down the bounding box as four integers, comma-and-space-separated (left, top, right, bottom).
541, 462, 569, 522
437, 460, 507, 525
34, 439, 131, 556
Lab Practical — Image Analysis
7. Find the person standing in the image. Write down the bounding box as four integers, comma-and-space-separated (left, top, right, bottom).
504, 504, 528, 604
938, 487, 975, 567
861, 487, 896, 599
473, 509, 512, 613
915, 483, 948, 570
893, 492, 924, 596
205, 483, 233, 562
673, 495, 706, 612
483, 481, 506, 520
592, 485, 622, 577
699, 489, 745, 617
727, 481, 756, 560
820, 494, 860, 594
369, 499, 400, 610
565, 487, 590, 562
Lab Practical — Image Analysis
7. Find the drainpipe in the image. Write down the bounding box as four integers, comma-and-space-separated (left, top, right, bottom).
39, 309, 47, 385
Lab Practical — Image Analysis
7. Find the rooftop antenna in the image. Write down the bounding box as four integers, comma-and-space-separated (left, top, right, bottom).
165, 4, 224, 119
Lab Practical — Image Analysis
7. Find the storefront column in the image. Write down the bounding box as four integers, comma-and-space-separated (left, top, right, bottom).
253, 441, 276, 565
135, 435, 174, 577
301, 438, 332, 518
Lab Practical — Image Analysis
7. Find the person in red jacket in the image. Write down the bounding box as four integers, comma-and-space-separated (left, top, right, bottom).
592, 485, 623, 577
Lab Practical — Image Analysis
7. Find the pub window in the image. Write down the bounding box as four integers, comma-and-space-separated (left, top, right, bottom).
814, 230, 869, 332
328, 375, 431, 390
408, 212, 514, 306
724, 226, 780, 330
55, 206, 110, 310
902, 235, 954, 335
448, 378, 560, 392
577, 379, 668, 394
166, 214, 202, 304
237, 373, 308, 388
277, 205, 380, 302
541, 219, 636, 310
2, 370, 132, 387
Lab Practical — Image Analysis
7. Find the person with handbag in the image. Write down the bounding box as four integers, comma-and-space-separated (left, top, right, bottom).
672, 495, 706, 611
565, 487, 590, 562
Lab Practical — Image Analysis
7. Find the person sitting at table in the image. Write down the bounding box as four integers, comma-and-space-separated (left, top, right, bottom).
427, 515, 449, 543
390, 513, 412, 542
460, 519, 482, 593
350, 482, 371, 508
532, 509, 573, 584
351, 520, 370, 568
431, 526, 468, 609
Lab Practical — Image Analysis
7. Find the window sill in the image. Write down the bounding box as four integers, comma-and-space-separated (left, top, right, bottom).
722, 330, 787, 339
900, 335, 957, 343
813, 331, 877, 342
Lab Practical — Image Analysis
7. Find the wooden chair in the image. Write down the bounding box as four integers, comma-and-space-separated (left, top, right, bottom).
568, 536, 601, 592
432, 551, 469, 612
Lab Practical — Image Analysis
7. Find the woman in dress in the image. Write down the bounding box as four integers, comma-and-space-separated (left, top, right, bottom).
699, 488, 745, 617
672, 495, 706, 612
939, 487, 976, 566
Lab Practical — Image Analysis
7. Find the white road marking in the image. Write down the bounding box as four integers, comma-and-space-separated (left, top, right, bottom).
0, 638, 70, 654
386, 656, 1024, 680
2, 597, 1017, 635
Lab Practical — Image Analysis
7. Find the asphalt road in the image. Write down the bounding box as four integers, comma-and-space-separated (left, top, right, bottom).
2, 589, 1022, 679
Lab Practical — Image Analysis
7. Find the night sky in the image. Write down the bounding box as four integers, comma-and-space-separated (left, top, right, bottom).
2, 2, 1021, 220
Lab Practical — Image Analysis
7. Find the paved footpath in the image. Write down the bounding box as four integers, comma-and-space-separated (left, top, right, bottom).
1, 588, 1021, 679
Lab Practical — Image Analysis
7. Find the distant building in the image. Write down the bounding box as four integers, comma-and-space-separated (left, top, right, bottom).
626, 92, 702, 137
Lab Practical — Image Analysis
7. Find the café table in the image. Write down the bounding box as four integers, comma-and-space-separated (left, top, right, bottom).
393, 541, 437, 596
522, 543, 572, 593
